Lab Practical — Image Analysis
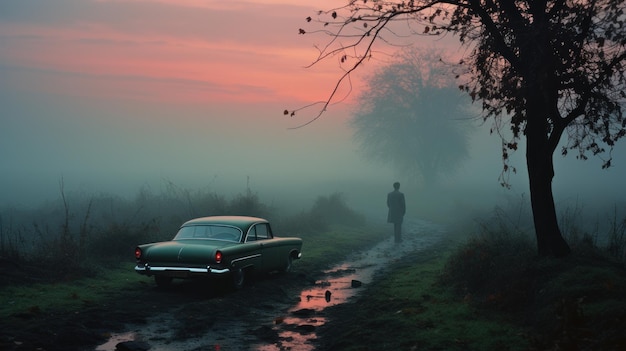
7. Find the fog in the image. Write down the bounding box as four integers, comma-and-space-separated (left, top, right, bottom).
0, 88, 394, 211
1, 0, 625, 234
2, 83, 625, 227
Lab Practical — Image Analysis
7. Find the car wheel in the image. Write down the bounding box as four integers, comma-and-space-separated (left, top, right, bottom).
155, 276, 172, 287
232, 268, 245, 290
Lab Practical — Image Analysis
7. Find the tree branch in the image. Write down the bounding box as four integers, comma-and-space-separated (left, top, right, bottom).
289, 2, 441, 126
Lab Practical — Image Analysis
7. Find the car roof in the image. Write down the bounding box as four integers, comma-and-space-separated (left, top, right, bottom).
181, 216, 268, 231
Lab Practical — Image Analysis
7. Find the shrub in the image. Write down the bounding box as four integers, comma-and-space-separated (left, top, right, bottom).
309, 192, 365, 227
0, 185, 369, 283
442, 202, 626, 349
273, 210, 328, 235
441, 230, 536, 311
227, 190, 272, 218
606, 209, 626, 263
441, 201, 538, 312
88, 219, 161, 261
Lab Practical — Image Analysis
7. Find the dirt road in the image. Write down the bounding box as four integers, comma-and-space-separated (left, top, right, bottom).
1, 218, 442, 351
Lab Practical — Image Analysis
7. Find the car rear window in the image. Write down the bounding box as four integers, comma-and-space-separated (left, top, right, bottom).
174, 225, 242, 242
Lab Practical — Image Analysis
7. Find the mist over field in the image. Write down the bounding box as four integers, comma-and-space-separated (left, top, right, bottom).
2, 84, 625, 234
1, 0, 625, 238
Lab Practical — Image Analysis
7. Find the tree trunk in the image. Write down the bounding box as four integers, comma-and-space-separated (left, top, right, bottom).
525, 99, 571, 257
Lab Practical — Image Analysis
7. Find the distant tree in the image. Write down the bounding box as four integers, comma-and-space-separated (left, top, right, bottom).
352, 49, 472, 186
291, 1, 626, 257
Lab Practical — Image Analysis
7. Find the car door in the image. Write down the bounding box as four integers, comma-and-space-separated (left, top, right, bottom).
234, 225, 262, 270
253, 223, 281, 271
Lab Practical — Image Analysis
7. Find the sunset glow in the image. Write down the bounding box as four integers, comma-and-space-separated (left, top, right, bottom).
0, 0, 347, 105
4, 0, 622, 213
0, 0, 402, 205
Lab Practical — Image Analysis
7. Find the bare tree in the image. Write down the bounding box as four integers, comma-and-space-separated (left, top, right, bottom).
352, 48, 473, 186
292, 1, 626, 257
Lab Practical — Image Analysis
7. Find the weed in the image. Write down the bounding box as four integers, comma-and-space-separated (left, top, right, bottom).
320, 246, 531, 351
440, 202, 626, 350
309, 192, 365, 228
0, 183, 371, 286
606, 206, 626, 263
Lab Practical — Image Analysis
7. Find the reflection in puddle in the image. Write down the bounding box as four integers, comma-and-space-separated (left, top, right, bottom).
95, 332, 135, 350
294, 265, 368, 310
256, 219, 442, 350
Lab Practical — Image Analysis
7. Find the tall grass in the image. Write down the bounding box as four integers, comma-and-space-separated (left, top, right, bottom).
444, 199, 626, 296
606, 206, 626, 263
442, 200, 626, 349
0, 182, 364, 284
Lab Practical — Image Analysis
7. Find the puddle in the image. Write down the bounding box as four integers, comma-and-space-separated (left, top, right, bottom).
94, 332, 135, 351
95, 218, 442, 351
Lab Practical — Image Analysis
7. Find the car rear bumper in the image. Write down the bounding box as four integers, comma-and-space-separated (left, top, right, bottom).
135, 263, 230, 277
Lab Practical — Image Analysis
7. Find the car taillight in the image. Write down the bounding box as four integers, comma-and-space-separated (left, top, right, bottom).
215, 251, 222, 264
135, 247, 142, 259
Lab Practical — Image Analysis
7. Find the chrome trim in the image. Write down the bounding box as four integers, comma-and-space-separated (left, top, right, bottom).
209, 267, 230, 274
231, 253, 261, 265
134, 264, 230, 275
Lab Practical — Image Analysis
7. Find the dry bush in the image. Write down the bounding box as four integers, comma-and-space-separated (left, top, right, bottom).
0, 185, 367, 280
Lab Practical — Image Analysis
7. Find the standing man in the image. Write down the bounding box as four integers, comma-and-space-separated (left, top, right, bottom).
387, 182, 406, 244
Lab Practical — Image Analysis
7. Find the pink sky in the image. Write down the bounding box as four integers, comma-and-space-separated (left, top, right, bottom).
0, 0, 409, 205
1, 0, 624, 218
0, 0, 353, 105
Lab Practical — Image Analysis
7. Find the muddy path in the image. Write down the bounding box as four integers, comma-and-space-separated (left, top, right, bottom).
0, 218, 443, 351
96, 218, 443, 351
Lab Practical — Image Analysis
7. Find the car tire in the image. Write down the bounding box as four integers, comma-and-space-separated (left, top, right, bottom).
155, 276, 172, 287
232, 268, 245, 290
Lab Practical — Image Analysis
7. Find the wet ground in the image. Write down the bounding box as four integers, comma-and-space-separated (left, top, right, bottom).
95, 218, 443, 351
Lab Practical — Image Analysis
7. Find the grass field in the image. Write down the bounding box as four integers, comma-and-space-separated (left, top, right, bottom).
2, 217, 625, 350
318, 233, 626, 351
0, 222, 387, 320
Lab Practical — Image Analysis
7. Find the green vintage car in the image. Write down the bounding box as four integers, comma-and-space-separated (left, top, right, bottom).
134, 216, 302, 289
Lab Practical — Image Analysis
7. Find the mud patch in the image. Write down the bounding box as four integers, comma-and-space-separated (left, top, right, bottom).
1, 219, 442, 351
254, 219, 443, 350
94, 219, 443, 351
